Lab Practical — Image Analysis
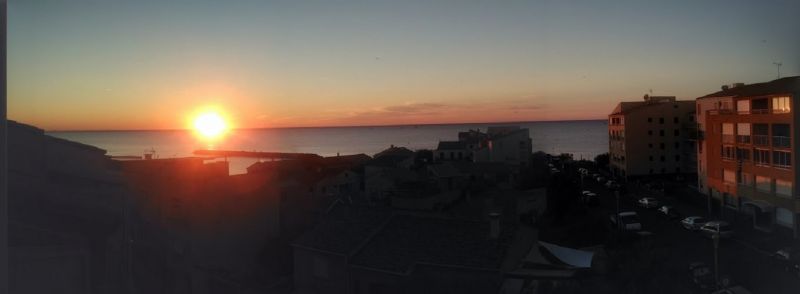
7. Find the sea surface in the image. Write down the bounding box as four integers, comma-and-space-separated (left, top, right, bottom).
49, 120, 608, 174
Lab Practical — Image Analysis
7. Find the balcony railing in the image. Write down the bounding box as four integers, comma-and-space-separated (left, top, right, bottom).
736, 135, 751, 144
753, 135, 769, 146
722, 134, 735, 144
751, 108, 770, 114
773, 136, 791, 148
708, 109, 735, 115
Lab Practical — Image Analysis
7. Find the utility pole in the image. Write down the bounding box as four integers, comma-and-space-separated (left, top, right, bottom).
713, 232, 720, 290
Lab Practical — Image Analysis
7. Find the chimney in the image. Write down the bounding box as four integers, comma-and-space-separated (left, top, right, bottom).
488, 212, 501, 239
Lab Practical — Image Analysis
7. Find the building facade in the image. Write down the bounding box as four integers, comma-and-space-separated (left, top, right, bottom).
697, 77, 800, 236
608, 95, 697, 178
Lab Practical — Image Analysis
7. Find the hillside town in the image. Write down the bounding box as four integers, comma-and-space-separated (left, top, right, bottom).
5, 76, 800, 294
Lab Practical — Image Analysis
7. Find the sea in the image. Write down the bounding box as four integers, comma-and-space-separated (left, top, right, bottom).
48, 120, 608, 174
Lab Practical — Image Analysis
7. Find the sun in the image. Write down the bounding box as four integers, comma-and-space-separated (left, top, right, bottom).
193, 111, 228, 139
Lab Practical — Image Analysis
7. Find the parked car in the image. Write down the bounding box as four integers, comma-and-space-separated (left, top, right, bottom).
609, 211, 642, 231
605, 180, 619, 189
688, 262, 715, 290
583, 192, 599, 206
700, 221, 734, 238
711, 286, 752, 294
657, 205, 681, 219
772, 247, 800, 277
637, 197, 659, 208
681, 216, 708, 230
596, 176, 606, 183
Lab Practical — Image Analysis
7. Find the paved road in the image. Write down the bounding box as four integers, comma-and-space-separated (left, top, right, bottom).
578, 173, 800, 293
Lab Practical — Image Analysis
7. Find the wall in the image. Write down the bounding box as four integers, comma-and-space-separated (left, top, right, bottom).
293, 248, 349, 294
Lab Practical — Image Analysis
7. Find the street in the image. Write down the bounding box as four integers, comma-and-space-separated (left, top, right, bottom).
578, 172, 800, 294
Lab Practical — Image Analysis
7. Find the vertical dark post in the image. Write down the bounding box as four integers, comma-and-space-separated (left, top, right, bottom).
0, 0, 8, 292
712, 232, 720, 290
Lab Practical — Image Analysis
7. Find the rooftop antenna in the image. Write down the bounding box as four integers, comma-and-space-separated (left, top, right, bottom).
773, 62, 782, 79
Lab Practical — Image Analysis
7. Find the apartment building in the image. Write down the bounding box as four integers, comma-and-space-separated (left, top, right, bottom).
608, 95, 697, 178
697, 77, 800, 236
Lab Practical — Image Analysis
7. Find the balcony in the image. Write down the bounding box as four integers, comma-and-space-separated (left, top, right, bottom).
708, 109, 735, 115
736, 135, 751, 144
753, 135, 769, 146
750, 108, 770, 114
773, 136, 791, 148
722, 134, 735, 144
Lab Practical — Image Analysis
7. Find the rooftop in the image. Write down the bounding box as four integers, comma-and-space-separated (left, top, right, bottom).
292, 205, 392, 255
350, 214, 515, 274
437, 141, 467, 150
698, 76, 799, 99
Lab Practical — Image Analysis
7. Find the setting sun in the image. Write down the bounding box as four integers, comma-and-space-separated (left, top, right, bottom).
193, 111, 228, 139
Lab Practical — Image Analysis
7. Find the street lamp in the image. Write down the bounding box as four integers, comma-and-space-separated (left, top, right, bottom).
712, 231, 720, 290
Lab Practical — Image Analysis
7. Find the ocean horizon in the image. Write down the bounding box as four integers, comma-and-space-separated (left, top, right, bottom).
49, 119, 609, 174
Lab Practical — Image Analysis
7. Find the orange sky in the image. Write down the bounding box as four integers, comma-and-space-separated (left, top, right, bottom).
8, 0, 799, 130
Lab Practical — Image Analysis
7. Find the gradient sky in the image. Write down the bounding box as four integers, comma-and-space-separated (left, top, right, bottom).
8, 0, 800, 130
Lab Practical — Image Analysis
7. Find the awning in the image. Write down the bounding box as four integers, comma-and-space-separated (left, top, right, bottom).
743, 200, 775, 212
538, 241, 594, 269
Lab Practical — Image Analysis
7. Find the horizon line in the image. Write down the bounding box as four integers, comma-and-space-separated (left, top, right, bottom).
45, 118, 607, 133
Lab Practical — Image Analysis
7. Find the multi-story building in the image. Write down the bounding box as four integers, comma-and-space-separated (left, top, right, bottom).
608, 95, 697, 178
441, 126, 532, 167
697, 76, 800, 236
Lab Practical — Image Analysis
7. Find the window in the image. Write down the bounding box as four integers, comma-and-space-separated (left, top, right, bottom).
674, 129, 680, 136
648, 130, 653, 136
775, 180, 793, 197
649, 156, 653, 161
722, 146, 735, 160
753, 124, 769, 146
648, 117, 652, 123
756, 176, 771, 192
660, 143, 665, 150
659, 117, 664, 124
722, 123, 734, 143
752, 98, 769, 113
738, 172, 753, 186
723, 169, 736, 183
674, 142, 680, 149
737, 99, 750, 114
772, 124, 790, 148
313, 257, 330, 279
675, 155, 680, 162
772, 96, 791, 113
673, 117, 679, 123
660, 155, 665, 162
754, 149, 770, 165
659, 130, 665, 136
648, 143, 653, 148
736, 123, 750, 144
736, 148, 750, 161
773, 151, 791, 168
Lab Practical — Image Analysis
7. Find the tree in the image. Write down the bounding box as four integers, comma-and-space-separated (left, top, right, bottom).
595, 153, 610, 170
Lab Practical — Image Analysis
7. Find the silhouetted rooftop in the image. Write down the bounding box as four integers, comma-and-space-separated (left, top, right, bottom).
437, 141, 467, 150
374, 146, 414, 159
350, 214, 515, 273
698, 76, 799, 99
292, 205, 391, 255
